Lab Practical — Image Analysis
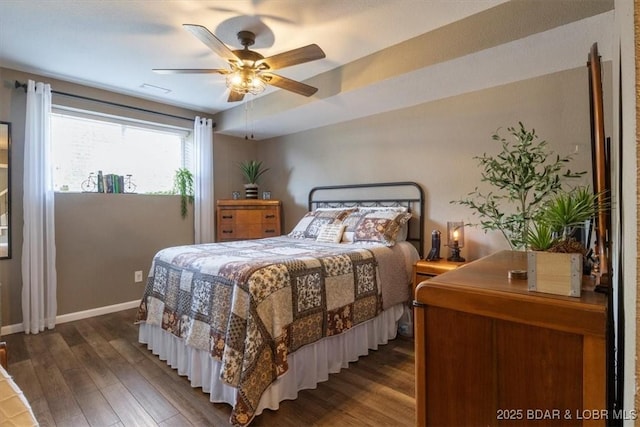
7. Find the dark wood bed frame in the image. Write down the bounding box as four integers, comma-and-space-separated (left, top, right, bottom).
307, 181, 425, 258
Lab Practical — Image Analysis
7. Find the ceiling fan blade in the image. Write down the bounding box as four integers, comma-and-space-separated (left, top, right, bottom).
259, 44, 325, 70
227, 90, 245, 102
183, 24, 238, 64
152, 68, 229, 74
262, 73, 318, 97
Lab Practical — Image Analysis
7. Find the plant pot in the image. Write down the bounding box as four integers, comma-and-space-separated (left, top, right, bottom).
244, 183, 258, 199
527, 251, 582, 297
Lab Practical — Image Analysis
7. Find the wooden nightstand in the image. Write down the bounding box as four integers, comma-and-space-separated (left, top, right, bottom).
412, 259, 467, 297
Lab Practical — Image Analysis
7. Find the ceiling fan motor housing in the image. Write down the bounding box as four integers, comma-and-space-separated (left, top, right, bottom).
232, 49, 265, 67
237, 30, 256, 48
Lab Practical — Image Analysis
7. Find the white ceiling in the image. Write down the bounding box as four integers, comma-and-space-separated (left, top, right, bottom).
0, 0, 614, 139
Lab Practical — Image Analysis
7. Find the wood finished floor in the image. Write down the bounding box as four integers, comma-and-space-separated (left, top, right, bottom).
3, 308, 415, 426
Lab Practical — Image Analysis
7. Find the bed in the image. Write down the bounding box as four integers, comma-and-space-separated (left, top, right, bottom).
136, 181, 424, 426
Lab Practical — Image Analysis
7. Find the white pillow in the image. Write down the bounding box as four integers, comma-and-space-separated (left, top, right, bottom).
316, 224, 346, 243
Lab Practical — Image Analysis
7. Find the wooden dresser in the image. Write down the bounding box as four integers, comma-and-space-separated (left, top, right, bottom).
216, 199, 282, 241
414, 250, 608, 427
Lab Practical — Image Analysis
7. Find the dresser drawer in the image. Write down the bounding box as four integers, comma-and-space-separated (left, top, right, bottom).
262, 225, 279, 237
218, 226, 236, 239
218, 210, 236, 224
262, 209, 278, 224
234, 224, 278, 239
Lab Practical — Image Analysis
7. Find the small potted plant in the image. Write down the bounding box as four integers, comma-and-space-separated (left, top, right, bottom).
526, 186, 606, 297
174, 167, 194, 218
239, 160, 269, 199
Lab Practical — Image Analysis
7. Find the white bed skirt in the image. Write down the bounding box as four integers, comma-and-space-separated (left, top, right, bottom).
138, 303, 404, 416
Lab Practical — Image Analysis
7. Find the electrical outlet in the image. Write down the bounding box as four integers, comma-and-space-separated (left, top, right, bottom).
134, 270, 143, 283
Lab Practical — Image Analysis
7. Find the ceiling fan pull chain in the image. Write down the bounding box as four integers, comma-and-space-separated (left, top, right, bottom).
244, 99, 249, 140
243, 97, 256, 140
250, 97, 255, 140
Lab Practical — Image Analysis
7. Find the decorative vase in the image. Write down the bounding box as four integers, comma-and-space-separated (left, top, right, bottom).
244, 183, 258, 199
527, 251, 582, 297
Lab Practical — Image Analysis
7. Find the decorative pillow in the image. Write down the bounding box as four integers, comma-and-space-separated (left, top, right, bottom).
315, 224, 346, 243
344, 210, 412, 246
288, 209, 354, 239
342, 206, 409, 243
340, 207, 410, 241
341, 210, 368, 243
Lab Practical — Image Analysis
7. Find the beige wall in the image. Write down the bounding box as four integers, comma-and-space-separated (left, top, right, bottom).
211, 134, 258, 200
257, 65, 611, 261
54, 193, 193, 315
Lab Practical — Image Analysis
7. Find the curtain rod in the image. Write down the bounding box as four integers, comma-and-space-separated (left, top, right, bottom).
14, 80, 215, 126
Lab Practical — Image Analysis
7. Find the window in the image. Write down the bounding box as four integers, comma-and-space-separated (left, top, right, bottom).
51, 111, 191, 194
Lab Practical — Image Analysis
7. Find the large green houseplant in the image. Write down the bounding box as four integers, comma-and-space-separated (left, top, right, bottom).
452, 122, 586, 250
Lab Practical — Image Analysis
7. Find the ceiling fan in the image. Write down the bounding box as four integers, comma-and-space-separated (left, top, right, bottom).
154, 24, 326, 102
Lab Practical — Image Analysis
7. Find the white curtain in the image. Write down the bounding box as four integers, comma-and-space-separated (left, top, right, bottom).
22, 80, 57, 334
193, 117, 214, 243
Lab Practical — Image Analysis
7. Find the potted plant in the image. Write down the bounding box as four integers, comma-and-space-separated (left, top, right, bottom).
174, 168, 194, 219
239, 160, 269, 199
452, 122, 585, 250
526, 186, 605, 297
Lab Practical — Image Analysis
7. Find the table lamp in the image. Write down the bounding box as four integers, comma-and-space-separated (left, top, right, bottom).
446, 221, 466, 262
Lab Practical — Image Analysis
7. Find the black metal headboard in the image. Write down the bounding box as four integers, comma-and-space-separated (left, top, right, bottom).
308, 181, 425, 258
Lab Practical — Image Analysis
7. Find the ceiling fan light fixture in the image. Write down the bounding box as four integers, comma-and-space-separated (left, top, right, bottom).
225, 67, 266, 95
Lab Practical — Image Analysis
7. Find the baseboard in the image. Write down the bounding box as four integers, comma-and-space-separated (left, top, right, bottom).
1, 300, 140, 336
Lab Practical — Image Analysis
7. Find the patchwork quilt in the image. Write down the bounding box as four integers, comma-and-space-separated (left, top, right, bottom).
135, 237, 406, 426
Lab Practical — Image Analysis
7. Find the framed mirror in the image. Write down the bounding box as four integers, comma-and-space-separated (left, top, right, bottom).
587, 43, 610, 292
0, 121, 10, 259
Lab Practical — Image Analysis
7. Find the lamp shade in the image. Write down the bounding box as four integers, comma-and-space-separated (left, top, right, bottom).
226, 68, 266, 95
446, 221, 465, 248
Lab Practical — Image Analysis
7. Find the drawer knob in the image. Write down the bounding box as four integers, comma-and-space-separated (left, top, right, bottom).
265, 214, 275, 219
265, 229, 276, 233
222, 230, 233, 234
222, 215, 233, 219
